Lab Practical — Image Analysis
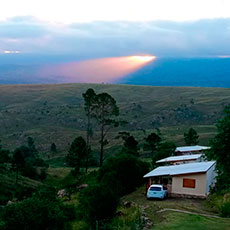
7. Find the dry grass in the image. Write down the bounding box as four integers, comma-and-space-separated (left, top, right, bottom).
0, 83, 229, 163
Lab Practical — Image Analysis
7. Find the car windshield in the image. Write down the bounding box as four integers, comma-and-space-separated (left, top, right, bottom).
150, 187, 161, 191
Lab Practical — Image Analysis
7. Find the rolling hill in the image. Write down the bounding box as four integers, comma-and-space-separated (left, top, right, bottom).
0, 83, 229, 164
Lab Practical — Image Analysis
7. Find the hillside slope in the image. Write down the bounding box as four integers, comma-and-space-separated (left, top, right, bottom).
0, 84, 229, 160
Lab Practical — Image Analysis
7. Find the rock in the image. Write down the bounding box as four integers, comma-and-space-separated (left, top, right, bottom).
123, 201, 136, 208
123, 201, 132, 208
7, 200, 14, 205
142, 205, 149, 210
77, 184, 88, 190
57, 189, 67, 198
146, 221, 153, 227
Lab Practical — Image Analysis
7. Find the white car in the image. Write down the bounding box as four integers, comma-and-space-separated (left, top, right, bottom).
147, 184, 168, 199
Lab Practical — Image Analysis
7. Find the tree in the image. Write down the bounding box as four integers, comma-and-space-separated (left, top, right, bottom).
0, 149, 10, 164
116, 132, 139, 156
122, 135, 139, 157
50, 143, 57, 153
12, 147, 26, 184
98, 154, 149, 196
66, 136, 87, 174
184, 128, 199, 145
27, 136, 38, 156
82, 88, 96, 173
12, 145, 48, 181
92, 93, 119, 167
206, 105, 230, 190
1, 187, 75, 230
144, 132, 161, 156
78, 183, 119, 229
152, 141, 176, 167
0, 140, 10, 164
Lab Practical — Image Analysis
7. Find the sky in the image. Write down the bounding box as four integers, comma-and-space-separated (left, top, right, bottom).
0, 0, 230, 57
1, 0, 230, 23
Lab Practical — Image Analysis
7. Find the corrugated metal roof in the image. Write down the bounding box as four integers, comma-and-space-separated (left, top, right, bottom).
143, 161, 216, 178
156, 154, 202, 163
175, 145, 211, 152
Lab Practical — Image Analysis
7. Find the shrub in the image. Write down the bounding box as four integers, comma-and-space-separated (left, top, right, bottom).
98, 154, 149, 196
108, 206, 145, 230
220, 202, 230, 217
78, 183, 119, 229
0, 194, 9, 206
1, 187, 75, 230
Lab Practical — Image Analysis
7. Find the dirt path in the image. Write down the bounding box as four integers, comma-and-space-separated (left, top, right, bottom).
157, 208, 222, 219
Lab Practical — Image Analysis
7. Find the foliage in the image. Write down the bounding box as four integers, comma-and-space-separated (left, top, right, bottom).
184, 128, 199, 145
0, 140, 10, 164
27, 136, 38, 156
152, 141, 176, 166
60, 170, 79, 189
12, 144, 48, 181
91, 92, 120, 166
82, 88, 97, 121
144, 132, 162, 156
121, 134, 139, 157
98, 154, 149, 196
78, 183, 119, 229
0, 187, 75, 230
83, 88, 97, 173
66, 136, 87, 174
206, 105, 230, 190
220, 202, 230, 217
108, 206, 145, 230
50, 143, 57, 153
77, 154, 149, 228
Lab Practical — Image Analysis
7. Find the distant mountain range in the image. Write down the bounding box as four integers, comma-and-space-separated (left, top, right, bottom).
118, 57, 230, 87
0, 55, 230, 87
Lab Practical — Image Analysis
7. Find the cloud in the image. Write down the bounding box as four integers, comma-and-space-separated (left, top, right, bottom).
0, 16, 230, 57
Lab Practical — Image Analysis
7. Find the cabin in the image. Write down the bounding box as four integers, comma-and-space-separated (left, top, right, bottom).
156, 154, 203, 165
144, 161, 216, 198
175, 145, 211, 156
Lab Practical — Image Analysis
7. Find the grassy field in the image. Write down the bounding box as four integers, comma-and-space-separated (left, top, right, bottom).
0, 83, 229, 162
155, 212, 230, 230
124, 186, 230, 230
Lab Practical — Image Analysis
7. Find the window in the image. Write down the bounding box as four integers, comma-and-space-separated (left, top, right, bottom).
183, 178, 196, 188
150, 187, 162, 191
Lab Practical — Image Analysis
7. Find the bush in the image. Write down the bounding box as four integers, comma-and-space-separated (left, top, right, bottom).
108, 206, 145, 230
1, 187, 75, 230
77, 154, 149, 229
152, 141, 176, 167
14, 186, 35, 201
98, 154, 149, 196
0, 194, 9, 206
220, 202, 230, 217
78, 183, 119, 229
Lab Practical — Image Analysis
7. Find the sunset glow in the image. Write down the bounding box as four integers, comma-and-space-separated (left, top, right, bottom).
40, 55, 156, 83
131, 56, 156, 62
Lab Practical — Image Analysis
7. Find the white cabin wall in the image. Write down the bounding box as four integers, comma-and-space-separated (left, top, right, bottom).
206, 163, 216, 194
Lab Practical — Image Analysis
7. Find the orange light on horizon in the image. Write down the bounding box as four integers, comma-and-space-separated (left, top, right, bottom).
131, 55, 156, 62
39, 55, 156, 83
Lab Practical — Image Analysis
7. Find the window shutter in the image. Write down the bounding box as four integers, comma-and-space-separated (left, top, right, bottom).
183, 178, 196, 188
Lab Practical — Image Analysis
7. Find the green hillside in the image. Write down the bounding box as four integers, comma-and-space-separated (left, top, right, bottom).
0, 83, 229, 163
